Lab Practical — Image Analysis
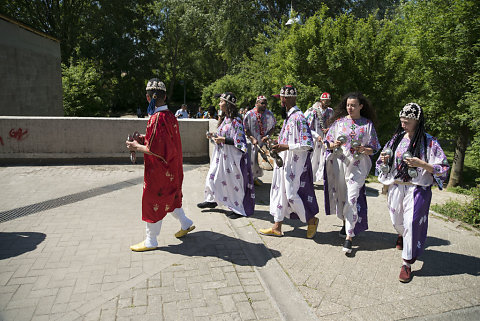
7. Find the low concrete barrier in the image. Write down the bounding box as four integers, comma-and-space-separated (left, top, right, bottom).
0, 117, 217, 164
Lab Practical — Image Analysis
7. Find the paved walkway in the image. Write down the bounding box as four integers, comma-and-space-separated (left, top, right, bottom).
0, 164, 478, 321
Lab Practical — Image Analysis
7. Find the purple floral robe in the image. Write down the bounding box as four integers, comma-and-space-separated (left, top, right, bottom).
269, 106, 319, 223
324, 116, 381, 237
204, 117, 255, 216
376, 133, 449, 260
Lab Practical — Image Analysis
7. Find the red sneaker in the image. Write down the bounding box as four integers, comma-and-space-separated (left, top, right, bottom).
396, 235, 403, 250
399, 265, 412, 283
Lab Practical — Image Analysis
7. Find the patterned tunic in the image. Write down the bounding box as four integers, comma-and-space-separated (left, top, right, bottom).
304, 104, 334, 182
270, 106, 319, 223
324, 116, 381, 237
375, 133, 449, 260
243, 108, 277, 178
375, 133, 449, 189
204, 117, 255, 216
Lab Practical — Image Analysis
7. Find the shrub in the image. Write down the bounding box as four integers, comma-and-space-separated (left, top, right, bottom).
432, 185, 480, 229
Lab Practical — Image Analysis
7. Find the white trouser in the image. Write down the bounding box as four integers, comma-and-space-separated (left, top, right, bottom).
144, 208, 193, 247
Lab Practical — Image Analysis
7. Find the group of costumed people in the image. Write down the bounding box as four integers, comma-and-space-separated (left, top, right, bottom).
126, 78, 449, 284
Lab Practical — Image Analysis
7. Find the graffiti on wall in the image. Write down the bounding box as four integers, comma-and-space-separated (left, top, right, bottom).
0, 128, 29, 147
9, 128, 29, 141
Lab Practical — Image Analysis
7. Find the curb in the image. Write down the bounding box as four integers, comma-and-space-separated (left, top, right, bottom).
226, 216, 319, 321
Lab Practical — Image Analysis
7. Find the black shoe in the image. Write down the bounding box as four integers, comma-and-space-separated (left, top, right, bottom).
197, 201, 218, 209
339, 226, 346, 238
226, 211, 243, 219
342, 239, 352, 254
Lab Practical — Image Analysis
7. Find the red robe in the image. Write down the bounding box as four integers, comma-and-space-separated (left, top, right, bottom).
142, 108, 183, 223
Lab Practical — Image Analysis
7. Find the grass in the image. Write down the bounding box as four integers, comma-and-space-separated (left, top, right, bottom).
431, 186, 480, 229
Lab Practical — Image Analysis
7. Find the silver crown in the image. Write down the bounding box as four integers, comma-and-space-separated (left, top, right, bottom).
220, 93, 237, 106
146, 80, 166, 91
280, 87, 297, 97
399, 103, 421, 120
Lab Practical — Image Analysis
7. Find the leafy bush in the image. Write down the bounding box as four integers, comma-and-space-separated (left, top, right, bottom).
62, 60, 112, 117
432, 185, 480, 229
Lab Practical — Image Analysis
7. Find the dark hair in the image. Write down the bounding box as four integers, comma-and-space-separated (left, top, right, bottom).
207, 106, 216, 118
146, 78, 166, 101
327, 92, 377, 127
146, 89, 166, 101
386, 108, 428, 182
218, 93, 239, 126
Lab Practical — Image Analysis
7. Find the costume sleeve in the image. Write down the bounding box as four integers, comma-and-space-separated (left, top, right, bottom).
366, 121, 381, 154
375, 137, 395, 176
427, 135, 449, 189
232, 118, 248, 153
324, 119, 337, 147
304, 109, 319, 140
288, 115, 313, 151
305, 109, 313, 127
242, 112, 249, 133
267, 111, 277, 134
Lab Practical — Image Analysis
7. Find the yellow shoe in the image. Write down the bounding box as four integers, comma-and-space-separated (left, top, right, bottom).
175, 225, 196, 238
130, 241, 157, 252
259, 228, 283, 237
306, 217, 319, 239
254, 179, 262, 186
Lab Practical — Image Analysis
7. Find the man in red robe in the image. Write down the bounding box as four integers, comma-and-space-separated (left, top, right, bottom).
126, 78, 195, 251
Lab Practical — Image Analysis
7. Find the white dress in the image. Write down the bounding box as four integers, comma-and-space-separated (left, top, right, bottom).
204, 117, 255, 216
375, 133, 449, 260
324, 116, 381, 237
269, 106, 319, 223
304, 104, 334, 182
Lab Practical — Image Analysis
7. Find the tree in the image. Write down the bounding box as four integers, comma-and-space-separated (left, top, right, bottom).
396, 0, 480, 187
62, 59, 111, 116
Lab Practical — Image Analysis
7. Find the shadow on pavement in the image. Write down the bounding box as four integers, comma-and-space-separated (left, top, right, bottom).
254, 182, 272, 206
0, 232, 46, 260
416, 249, 480, 277
0, 177, 143, 223
365, 186, 380, 197
157, 230, 281, 267
312, 230, 450, 252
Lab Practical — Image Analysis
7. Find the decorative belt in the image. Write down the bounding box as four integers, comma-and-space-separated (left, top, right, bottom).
394, 181, 414, 185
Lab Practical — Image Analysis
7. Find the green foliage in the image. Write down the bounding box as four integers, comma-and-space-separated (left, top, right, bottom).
432, 185, 480, 229
62, 60, 111, 117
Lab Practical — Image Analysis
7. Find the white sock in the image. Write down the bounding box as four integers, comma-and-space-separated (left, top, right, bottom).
402, 261, 411, 268
171, 208, 193, 230
145, 220, 162, 247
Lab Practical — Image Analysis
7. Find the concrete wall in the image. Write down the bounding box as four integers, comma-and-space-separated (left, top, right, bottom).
0, 16, 63, 116
0, 117, 217, 164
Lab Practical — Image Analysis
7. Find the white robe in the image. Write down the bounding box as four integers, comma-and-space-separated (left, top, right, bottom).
304, 104, 334, 182
204, 117, 255, 216
376, 133, 449, 260
324, 116, 381, 237
243, 108, 277, 179
270, 106, 319, 223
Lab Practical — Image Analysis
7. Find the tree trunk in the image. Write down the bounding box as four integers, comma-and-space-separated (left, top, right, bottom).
447, 126, 469, 188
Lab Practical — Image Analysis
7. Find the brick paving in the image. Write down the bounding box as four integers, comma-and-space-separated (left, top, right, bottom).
0, 164, 479, 321
250, 173, 480, 320
0, 165, 281, 321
